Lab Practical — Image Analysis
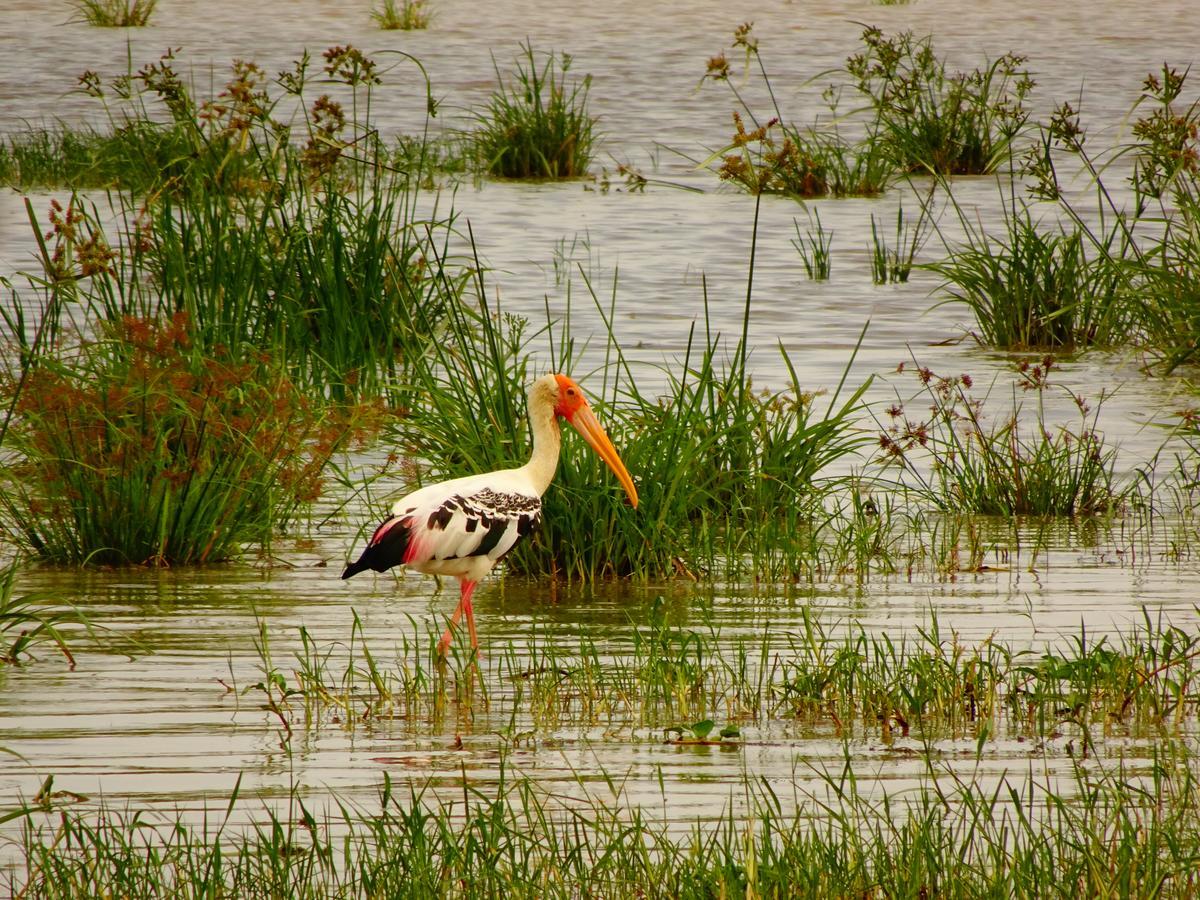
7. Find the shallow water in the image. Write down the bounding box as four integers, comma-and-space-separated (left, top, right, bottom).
1, 0, 1200, 874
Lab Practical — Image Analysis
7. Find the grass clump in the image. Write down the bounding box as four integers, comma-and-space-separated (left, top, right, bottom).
0, 311, 381, 566
700, 24, 1033, 197
848, 26, 1035, 175
68, 0, 156, 26
371, 0, 430, 29
380, 239, 872, 581
928, 185, 1129, 349
792, 211, 833, 279
0, 122, 193, 192
703, 25, 891, 198
960, 66, 1200, 363
473, 42, 596, 179
876, 358, 1123, 516
5, 48, 464, 400
869, 201, 930, 284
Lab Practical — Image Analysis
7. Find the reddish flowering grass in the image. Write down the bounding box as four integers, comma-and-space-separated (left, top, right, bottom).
0, 314, 382, 566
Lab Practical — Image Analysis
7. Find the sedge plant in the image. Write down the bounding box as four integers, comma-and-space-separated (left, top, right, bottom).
473, 42, 597, 179
876, 357, 1124, 516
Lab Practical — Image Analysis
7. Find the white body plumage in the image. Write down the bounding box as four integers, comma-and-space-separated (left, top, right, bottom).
342, 373, 638, 653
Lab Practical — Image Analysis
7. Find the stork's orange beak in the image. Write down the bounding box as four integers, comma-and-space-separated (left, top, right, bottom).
567, 404, 639, 508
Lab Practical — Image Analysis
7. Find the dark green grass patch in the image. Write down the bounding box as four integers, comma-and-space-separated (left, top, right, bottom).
473, 42, 597, 179
69, 0, 156, 26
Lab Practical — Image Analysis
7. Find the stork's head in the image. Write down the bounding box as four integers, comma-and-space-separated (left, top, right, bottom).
531, 373, 638, 508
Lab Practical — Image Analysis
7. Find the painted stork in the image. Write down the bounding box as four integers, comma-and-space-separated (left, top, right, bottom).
342, 373, 638, 654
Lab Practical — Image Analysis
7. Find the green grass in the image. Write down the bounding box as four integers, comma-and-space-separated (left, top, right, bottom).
876, 358, 1124, 516
792, 211, 833, 279
0, 312, 381, 566
249, 600, 1200, 744
12, 601, 1193, 898
4, 49, 462, 401
701, 23, 1032, 196
996, 67, 1200, 365
473, 42, 597, 179
368, 200, 873, 582
927, 185, 1130, 349
0, 121, 193, 191
869, 201, 930, 284
702, 26, 892, 198
14, 748, 1200, 900
371, 0, 430, 29
847, 26, 1035, 175
68, 0, 156, 26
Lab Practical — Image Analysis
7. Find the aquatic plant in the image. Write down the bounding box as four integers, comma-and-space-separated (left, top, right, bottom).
868, 201, 930, 284
791, 211, 833, 280
371, 0, 430, 29
927, 183, 1130, 349
847, 26, 1035, 175
0, 311, 382, 566
1004, 68, 1200, 366
4, 49, 464, 401
876, 358, 1124, 516
0, 563, 87, 666
377, 226, 872, 582
0, 122, 192, 192
68, 0, 156, 26
10, 729, 1200, 897
702, 25, 891, 198
473, 42, 596, 179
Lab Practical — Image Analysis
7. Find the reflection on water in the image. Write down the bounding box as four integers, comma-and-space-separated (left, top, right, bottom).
1, 0, 1199, 869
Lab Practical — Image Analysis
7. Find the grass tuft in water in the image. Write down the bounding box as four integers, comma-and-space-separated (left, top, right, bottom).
847, 26, 1035, 175
876, 358, 1124, 516
792, 210, 833, 280
927, 182, 1130, 349
869, 201, 930, 284
702, 25, 891, 199
473, 42, 596, 179
371, 0, 430, 30
0, 310, 383, 565
69, 0, 156, 26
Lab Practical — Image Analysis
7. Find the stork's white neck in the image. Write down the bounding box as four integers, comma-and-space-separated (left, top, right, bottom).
518, 390, 561, 496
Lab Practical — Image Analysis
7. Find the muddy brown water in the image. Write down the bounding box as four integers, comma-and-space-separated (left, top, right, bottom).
1, 0, 1199, 868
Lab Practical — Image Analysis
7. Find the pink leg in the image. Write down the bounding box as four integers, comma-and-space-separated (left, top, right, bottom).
461, 580, 479, 650
437, 579, 479, 655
